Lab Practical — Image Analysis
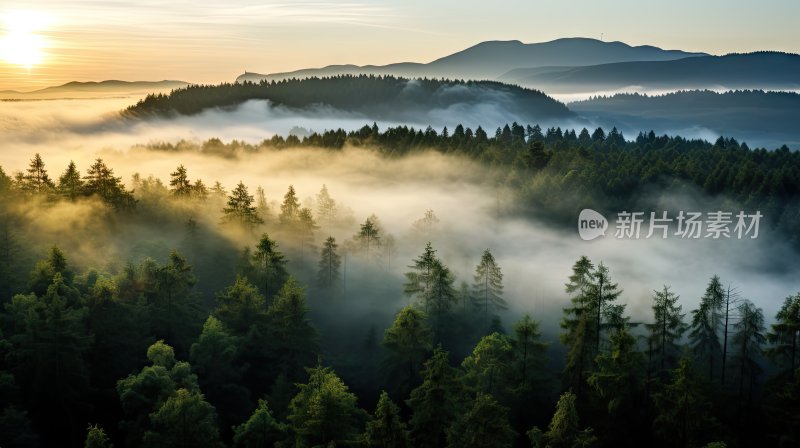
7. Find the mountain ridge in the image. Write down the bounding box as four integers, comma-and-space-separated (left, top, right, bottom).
236, 37, 707, 84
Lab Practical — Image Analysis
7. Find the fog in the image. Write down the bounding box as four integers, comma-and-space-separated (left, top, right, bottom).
1, 96, 797, 335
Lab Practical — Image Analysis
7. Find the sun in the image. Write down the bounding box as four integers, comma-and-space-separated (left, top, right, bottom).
0, 11, 51, 68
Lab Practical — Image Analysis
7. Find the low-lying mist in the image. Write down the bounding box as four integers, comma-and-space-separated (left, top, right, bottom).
1, 96, 797, 334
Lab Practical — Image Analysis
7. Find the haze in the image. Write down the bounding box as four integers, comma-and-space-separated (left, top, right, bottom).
2, 0, 800, 91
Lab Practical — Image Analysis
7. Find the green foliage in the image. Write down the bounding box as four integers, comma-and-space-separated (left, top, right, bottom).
646, 285, 687, 373
233, 399, 287, 448
142, 388, 222, 448
364, 391, 409, 448
287, 364, 368, 447
471, 249, 506, 317
447, 393, 515, 448
190, 316, 250, 431
767, 293, 800, 373
513, 314, 549, 391
528, 391, 596, 448
317, 236, 341, 289
652, 358, 718, 447
690, 276, 725, 381
117, 340, 200, 446
382, 306, 433, 397
266, 277, 319, 382
407, 348, 465, 448
251, 233, 288, 300
84, 424, 113, 448
461, 332, 515, 400
223, 181, 263, 226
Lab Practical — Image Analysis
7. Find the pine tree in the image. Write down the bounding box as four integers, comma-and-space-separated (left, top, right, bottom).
192, 179, 209, 200
404, 242, 439, 307
316, 184, 338, 228
652, 358, 718, 447
317, 236, 341, 289
587, 326, 644, 445
446, 393, 515, 448
279, 184, 300, 226
560, 256, 596, 393
427, 259, 458, 343
189, 316, 250, 432
407, 348, 464, 448
383, 307, 433, 396
732, 300, 766, 407
589, 262, 623, 355
513, 314, 548, 391
471, 249, 506, 319
169, 164, 192, 197
21, 153, 55, 194
355, 215, 381, 259
690, 276, 724, 381
142, 388, 222, 448
296, 207, 318, 262
461, 332, 515, 400
83, 158, 135, 209
767, 293, 800, 374
287, 364, 368, 447
266, 277, 319, 382
251, 233, 288, 301
213, 275, 267, 335
84, 424, 113, 448
223, 181, 263, 226
646, 285, 687, 373
232, 399, 287, 448
527, 391, 596, 448
364, 391, 410, 448
58, 161, 84, 201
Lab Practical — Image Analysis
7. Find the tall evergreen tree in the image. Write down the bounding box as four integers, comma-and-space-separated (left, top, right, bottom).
527, 391, 596, 448
383, 307, 433, 397
355, 215, 381, 259
316, 184, 338, 228
732, 300, 766, 407
404, 243, 439, 307
461, 332, 515, 401
560, 256, 596, 393
471, 249, 506, 318
21, 153, 55, 194
142, 388, 222, 448
513, 314, 548, 391
57, 161, 84, 201
364, 391, 410, 448
317, 236, 341, 289
232, 399, 287, 448
407, 348, 464, 448
223, 181, 263, 226
689, 276, 725, 381
169, 164, 193, 197
646, 285, 687, 373
287, 364, 368, 447
446, 393, 515, 448
251, 233, 288, 301
652, 358, 718, 447
279, 184, 300, 226
767, 293, 800, 374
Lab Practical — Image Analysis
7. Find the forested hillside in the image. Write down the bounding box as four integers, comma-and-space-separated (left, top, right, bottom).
123, 75, 574, 122
0, 125, 798, 447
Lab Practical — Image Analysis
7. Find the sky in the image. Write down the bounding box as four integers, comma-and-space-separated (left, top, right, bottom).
0, 0, 798, 91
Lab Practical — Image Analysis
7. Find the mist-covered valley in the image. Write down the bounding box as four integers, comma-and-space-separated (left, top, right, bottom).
1, 75, 799, 448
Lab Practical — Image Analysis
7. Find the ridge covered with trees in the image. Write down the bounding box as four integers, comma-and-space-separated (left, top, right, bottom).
123, 75, 574, 121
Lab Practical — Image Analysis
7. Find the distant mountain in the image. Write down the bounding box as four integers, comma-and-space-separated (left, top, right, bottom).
125, 75, 574, 124
571, 89, 800, 149
0, 80, 189, 100
501, 52, 800, 92
236, 37, 706, 83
